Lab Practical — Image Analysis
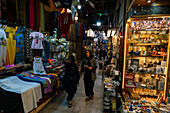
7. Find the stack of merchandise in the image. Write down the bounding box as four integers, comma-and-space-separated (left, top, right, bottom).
103, 77, 120, 112
45, 59, 64, 75
45, 59, 65, 90
15, 64, 32, 73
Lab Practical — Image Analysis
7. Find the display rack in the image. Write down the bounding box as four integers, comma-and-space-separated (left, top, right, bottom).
122, 17, 170, 101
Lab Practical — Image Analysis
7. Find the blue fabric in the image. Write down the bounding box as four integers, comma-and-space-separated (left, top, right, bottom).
15, 28, 25, 64
36, 74, 57, 92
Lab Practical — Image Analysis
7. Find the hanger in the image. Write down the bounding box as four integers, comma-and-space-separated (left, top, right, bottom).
35, 56, 44, 60
30, 56, 44, 61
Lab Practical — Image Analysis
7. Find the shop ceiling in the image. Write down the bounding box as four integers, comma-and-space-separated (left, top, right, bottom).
132, 0, 170, 7
78, 0, 117, 27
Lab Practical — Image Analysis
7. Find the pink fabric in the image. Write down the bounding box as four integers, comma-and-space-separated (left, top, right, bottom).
30, 0, 35, 29
29, 32, 44, 49
5, 64, 15, 67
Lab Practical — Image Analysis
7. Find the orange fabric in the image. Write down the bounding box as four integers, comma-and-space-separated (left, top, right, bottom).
44, 0, 58, 12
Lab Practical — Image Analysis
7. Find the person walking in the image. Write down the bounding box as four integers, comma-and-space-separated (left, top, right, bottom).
81, 50, 97, 101
64, 55, 80, 108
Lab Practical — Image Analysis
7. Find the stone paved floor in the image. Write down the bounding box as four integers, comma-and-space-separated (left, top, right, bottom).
39, 65, 104, 113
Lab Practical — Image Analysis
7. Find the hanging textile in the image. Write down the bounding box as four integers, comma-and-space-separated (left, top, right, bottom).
69, 24, 76, 40
0, 28, 7, 66
60, 12, 72, 35
5, 27, 17, 65
79, 23, 83, 39
1, 0, 7, 21
17, 0, 24, 25
83, 24, 86, 40
24, 28, 33, 57
26, 0, 30, 28
43, 39, 50, 63
44, 11, 50, 32
76, 22, 79, 39
15, 27, 25, 64
23, 0, 26, 26
40, 2, 45, 32
30, 0, 35, 29
38, 0, 41, 30
35, 0, 38, 30
7, 0, 16, 23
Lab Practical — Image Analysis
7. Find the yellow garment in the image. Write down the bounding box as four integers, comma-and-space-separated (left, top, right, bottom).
5, 27, 17, 65
47, 73, 60, 88
0, 66, 5, 71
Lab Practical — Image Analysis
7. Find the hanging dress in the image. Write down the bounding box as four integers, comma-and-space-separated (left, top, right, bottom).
15, 27, 25, 64
33, 57, 46, 74
0, 29, 7, 66
5, 27, 16, 65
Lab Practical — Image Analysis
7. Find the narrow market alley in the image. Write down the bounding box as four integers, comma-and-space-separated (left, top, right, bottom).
40, 62, 104, 113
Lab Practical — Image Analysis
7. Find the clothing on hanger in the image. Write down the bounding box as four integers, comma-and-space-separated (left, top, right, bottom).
0, 28, 7, 66
33, 57, 46, 74
60, 12, 72, 35
5, 26, 17, 65
15, 27, 25, 64
29, 32, 44, 49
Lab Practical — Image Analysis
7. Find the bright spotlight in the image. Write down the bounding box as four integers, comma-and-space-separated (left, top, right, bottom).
97, 22, 101, 26
75, 17, 78, 21
78, 5, 81, 10
147, 0, 151, 3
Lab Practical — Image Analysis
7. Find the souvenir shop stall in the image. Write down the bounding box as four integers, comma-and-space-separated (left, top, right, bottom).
0, 0, 78, 112
0, 24, 72, 113
103, 29, 122, 112
121, 9, 170, 112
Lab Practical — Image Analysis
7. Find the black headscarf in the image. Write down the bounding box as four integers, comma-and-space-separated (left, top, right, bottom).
68, 55, 75, 64
85, 50, 93, 59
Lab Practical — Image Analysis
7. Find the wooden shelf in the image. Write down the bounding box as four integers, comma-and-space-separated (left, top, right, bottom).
126, 72, 166, 75
127, 55, 167, 58
128, 43, 163, 46
130, 29, 169, 32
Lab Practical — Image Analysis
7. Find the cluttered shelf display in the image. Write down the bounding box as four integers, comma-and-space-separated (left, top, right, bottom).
123, 17, 170, 112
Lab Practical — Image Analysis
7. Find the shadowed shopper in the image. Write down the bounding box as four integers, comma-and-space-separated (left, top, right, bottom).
63, 55, 80, 108
81, 50, 97, 101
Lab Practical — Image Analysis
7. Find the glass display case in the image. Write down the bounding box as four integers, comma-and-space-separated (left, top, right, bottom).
122, 17, 170, 101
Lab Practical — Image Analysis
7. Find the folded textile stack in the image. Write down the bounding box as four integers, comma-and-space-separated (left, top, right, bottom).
0, 76, 42, 113
45, 59, 65, 75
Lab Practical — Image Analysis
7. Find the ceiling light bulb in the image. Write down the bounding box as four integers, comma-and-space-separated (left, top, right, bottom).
147, 0, 151, 3
67, 9, 72, 13
78, 5, 81, 10
75, 17, 78, 21
97, 22, 101, 26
